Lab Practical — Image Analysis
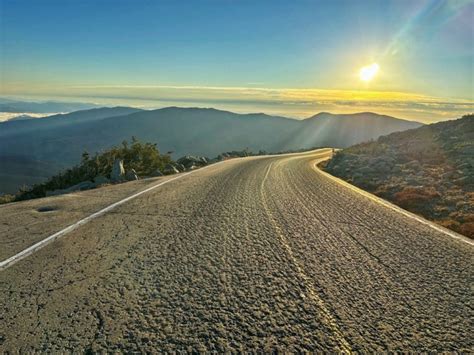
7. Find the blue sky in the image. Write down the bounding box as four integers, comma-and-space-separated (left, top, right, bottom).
0, 0, 473, 121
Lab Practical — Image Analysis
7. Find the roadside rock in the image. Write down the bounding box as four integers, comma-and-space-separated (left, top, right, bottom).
175, 163, 186, 172
177, 155, 208, 169
111, 159, 125, 182
125, 169, 139, 181
163, 164, 179, 175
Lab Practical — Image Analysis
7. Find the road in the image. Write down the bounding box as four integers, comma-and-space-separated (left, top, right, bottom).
0, 149, 472, 352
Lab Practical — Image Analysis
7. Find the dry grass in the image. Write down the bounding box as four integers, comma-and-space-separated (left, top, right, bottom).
393, 187, 440, 208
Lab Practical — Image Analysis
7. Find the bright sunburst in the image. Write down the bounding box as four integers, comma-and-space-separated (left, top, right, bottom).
359, 63, 379, 82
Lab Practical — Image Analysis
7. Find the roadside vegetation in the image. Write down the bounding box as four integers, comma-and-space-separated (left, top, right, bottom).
323, 114, 474, 238
5, 138, 172, 203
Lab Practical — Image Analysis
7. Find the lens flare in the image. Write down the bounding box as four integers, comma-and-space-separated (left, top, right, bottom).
359, 63, 380, 82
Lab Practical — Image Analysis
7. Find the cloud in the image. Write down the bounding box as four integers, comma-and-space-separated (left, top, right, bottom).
0, 112, 56, 122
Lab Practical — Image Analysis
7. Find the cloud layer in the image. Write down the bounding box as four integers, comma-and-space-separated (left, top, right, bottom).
2, 84, 472, 123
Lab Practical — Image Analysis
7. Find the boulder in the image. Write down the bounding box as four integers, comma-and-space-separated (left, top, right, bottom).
111, 159, 125, 182
177, 155, 208, 169
163, 164, 179, 175
217, 153, 229, 161
125, 169, 139, 181
175, 163, 186, 172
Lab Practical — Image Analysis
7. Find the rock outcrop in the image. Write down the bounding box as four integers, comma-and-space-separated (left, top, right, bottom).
177, 156, 208, 170
163, 164, 180, 175
175, 163, 186, 172
125, 169, 139, 181
111, 159, 125, 182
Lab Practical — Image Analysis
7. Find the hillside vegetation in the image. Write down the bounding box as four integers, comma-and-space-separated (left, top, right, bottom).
324, 114, 474, 238
2, 138, 172, 203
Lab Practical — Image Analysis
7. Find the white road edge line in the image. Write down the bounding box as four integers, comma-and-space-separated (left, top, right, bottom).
0, 161, 228, 271
313, 158, 474, 247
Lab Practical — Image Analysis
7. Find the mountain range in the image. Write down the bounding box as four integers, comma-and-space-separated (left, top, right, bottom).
0, 98, 100, 114
0, 106, 422, 194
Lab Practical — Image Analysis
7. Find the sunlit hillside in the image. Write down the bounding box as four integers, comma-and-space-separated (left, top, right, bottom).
324, 114, 474, 237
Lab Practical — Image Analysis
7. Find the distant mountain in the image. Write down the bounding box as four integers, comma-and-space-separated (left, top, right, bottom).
0, 98, 100, 113
299, 112, 422, 147
0, 106, 422, 194
0, 106, 143, 137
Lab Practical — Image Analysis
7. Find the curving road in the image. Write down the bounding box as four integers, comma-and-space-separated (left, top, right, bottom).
0, 149, 472, 352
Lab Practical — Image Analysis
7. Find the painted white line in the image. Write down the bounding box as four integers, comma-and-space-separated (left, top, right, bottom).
313, 158, 474, 247
0, 162, 227, 271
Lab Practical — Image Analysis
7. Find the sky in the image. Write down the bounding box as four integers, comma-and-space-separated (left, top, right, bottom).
0, 0, 473, 122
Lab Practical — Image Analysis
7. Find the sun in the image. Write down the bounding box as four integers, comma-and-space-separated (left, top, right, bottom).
359, 63, 379, 82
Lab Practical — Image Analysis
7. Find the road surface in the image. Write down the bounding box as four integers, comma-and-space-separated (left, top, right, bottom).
0, 149, 472, 352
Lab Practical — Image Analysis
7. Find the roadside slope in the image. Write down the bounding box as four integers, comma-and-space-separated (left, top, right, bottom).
323, 114, 474, 238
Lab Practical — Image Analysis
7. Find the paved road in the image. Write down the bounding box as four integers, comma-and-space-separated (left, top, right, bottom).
0, 149, 472, 352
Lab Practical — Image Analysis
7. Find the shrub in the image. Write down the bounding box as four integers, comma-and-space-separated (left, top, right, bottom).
438, 219, 460, 230
0, 194, 16, 205
393, 186, 440, 209
459, 222, 474, 238
16, 137, 171, 201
